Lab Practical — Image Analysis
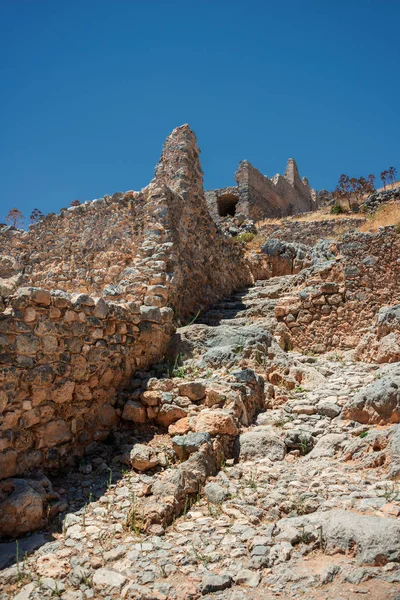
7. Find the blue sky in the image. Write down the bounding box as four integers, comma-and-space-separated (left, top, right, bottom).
1, 0, 399, 225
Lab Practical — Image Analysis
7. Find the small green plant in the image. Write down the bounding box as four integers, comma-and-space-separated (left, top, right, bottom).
15, 542, 31, 584
107, 467, 113, 488
52, 581, 62, 597
167, 353, 187, 378
299, 435, 309, 456
381, 482, 399, 502
127, 492, 143, 535
233, 232, 255, 245
191, 542, 213, 566
293, 385, 307, 393
185, 309, 201, 326
330, 204, 345, 215
359, 431, 368, 439
246, 469, 258, 490
233, 344, 244, 355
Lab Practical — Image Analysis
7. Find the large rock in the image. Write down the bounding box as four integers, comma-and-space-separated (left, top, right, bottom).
194, 409, 238, 436
172, 432, 211, 461
343, 371, 400, 424
355, 305, 400, 363
234, 428, 286, 462
122, 400, 147, 423
157, 404, 188, 428
303, 433, 347, 460
0, 475, 64, 538
276, 510, 400, 565
130, 444, 159, 472
388, 425, 400, 480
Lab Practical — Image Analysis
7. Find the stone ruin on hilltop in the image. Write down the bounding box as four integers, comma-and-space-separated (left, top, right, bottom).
205, 157, 318, 221
1, 125, 400, 600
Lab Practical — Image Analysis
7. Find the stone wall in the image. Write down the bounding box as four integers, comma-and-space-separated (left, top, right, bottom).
0, 124, 252, 481
274, 228, 400, 353
206, 157, 316, 222
0, 192, 147, 300
0, 287, 173, 479
258, 216, 366, 247
154, 125, 252, 321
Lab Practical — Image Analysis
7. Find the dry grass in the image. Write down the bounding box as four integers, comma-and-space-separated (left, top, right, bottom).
257, 209, 361, 227
358, 201, 400, 232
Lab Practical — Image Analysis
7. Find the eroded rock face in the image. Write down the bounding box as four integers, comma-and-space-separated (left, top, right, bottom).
276, 510, 400, 565
356, 305, 400, 363
234, 428, 286, 462
0, 475, 65, 538
343, 368, 400, 424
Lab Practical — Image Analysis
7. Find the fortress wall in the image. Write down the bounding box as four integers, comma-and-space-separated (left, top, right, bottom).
0, 192, 147, 299
0, 287, 173, 479
258, 216, 367, 247
274, 228, 400, 352
0, 124, 253, 480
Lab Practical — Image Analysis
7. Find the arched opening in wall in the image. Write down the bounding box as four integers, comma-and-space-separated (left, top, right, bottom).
217, 193, 239, 217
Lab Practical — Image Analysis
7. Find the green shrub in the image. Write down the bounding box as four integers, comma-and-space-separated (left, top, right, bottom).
233, 232, 255, 244
330, 204, 345, 215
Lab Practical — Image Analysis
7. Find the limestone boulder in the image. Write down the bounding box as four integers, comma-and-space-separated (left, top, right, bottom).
172, 432, 211, 461
194, 409, 238, 436
276, 510, 400, 565
234, 428, 286, 462
0, 475, 64, 538
122, 400, 147, 423
343, 370, 400, 424
157, 404, 187, 428
130, 444, 159, 472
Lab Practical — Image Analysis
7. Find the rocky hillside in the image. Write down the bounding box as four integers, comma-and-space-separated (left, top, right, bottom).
0, 126, 399, 600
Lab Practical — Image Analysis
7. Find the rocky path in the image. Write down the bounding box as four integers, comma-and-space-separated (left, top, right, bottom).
1, 277, 400, 600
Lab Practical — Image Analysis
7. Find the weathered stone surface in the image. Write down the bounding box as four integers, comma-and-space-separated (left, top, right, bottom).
92, 568, 126, 590
177, 381, 206, 401
157, 404, 188, 428
122, 400, 147, 423
194, 409, 238, 436
172, 432, 211, 461
234, 428, 286, 462
343, 370, 400, 424
201, 573, 232, 594
277, 510, 400, 565
130, 444, 159, 472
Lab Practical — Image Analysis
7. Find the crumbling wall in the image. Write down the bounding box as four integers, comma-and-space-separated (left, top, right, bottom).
0, 124, 253, 480
0, 287, 173, 479
0, 192, 147, 299
205, 158, 315, 223
258, 216, 366, 247
153, 125, 253, 321
274, 228, 400, 352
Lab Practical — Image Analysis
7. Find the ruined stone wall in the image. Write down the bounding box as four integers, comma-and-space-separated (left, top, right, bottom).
274, 228, 400, 352
0, 124, 253, 480
154, 125, 253, 321
0, 287, 173, 479
0, 192, 147, 300
258, 216, 366, 247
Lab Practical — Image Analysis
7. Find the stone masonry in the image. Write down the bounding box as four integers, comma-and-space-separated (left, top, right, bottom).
0, 125, 252, 482
206, 157, 317, 221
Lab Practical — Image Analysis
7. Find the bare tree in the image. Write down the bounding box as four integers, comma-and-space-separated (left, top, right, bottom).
388, 166, 397, 187
367, 174, 375, 194
335, 174, 352, 210
30, 208, 44, 225
5, 208, 24, 228
380, 170, 388, 190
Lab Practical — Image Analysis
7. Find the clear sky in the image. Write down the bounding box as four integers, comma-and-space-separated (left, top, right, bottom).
1, 0, 399, 225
